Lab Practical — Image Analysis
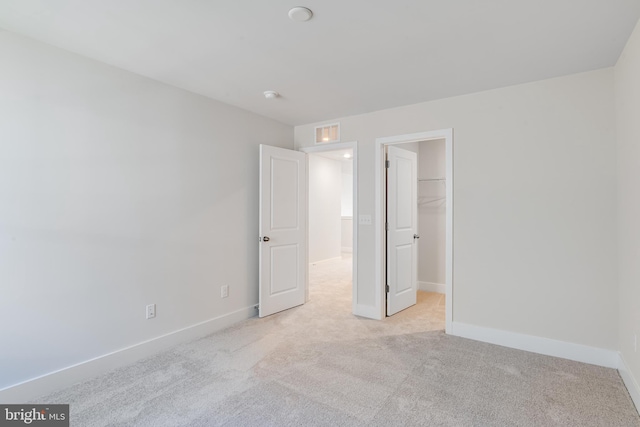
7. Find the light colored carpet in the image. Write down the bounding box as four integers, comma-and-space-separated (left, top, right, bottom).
38, 255, 639, 426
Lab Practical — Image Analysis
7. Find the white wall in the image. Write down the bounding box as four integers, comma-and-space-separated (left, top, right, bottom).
341, 218, 353, 252
296, 68, 617, 350
0, 32, 293, 391
341, 161, 353, 252
309, 155, 342, 263
615, 19, 640, 396
341, 161, 353, 217
418, 139, 446, 287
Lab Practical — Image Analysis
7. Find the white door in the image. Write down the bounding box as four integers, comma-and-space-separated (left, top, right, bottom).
259, 145, 307, 317
386, 145, 418, 316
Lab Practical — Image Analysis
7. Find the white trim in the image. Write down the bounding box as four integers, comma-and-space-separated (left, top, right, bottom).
618, 353, 640, 412
300, 142, 358, 318
373, 135, 384, 320
304, 149, 310, 302
445, 130, 453, 333
450, 322, 619, 368
301, 141, 354, 154
418, 281, 446, 294
0, 305, 257, 404
375, 129, 454, 328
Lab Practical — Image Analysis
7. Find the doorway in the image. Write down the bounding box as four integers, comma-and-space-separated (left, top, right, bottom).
301, 142, 358, 314
375, 130, 453, 332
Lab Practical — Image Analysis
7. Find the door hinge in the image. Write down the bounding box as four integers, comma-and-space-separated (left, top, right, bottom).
385, 222, 389, 231
385, 160, 390, 168
386, 284, 390, 293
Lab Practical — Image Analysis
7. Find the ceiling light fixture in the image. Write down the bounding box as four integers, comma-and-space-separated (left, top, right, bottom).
288, 7, 313, 22
344, 153, 352, 159
263, 90, 279, 99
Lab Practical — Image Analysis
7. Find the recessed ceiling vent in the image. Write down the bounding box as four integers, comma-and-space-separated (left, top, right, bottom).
315, 123, 340, 144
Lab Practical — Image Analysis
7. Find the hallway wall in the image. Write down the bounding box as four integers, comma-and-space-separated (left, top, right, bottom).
309, 155, 342, 262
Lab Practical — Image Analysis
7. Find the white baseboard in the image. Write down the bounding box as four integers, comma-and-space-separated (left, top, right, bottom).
341, 247, 353, 253
0, 305, 257, 403
618, 353, 640, 412
450, 322, 619, 369
418, 281, 445, 294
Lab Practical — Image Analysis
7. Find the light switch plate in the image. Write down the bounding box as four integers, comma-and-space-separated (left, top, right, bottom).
359, 215, 372, 225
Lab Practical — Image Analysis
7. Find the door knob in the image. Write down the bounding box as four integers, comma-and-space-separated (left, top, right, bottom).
414, 234, 420, 239
262, 236, 270, 242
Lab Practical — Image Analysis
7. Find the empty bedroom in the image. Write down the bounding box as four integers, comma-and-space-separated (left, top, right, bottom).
1, 1, 640, 425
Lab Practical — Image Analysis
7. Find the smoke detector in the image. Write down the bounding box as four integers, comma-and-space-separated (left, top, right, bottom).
288, 7, 313, 22
263, 91, 279, 99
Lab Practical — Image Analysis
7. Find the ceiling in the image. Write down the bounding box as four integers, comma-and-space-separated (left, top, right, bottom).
1, 1, 639, 126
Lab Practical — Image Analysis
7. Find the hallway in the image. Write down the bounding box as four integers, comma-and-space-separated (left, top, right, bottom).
308, 254, 446, 333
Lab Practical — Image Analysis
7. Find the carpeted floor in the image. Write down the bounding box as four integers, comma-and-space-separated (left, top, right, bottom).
38, 255, 639, 426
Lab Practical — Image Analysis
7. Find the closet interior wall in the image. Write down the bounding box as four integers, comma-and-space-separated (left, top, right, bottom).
417, 139, 447, 291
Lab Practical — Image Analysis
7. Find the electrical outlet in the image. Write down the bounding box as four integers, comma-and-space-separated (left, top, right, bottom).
146, 304, 156, 319
221, 285, 229, 298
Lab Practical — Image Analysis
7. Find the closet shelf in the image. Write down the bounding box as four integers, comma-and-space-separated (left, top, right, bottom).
418, 177, 445, 182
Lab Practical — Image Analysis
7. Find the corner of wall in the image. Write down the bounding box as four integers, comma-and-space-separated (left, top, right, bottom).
614, 14, 640, 416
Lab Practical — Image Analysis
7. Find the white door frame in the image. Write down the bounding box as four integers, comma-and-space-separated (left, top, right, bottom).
375, 129, 453, 333
300, 141, 358, 316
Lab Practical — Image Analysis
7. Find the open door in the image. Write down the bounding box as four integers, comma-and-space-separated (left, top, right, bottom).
259, 145, 307, 317
386, 145, 418, 316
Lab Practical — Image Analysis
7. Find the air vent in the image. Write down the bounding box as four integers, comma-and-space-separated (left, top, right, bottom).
314, 123, 340, 144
